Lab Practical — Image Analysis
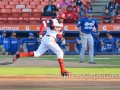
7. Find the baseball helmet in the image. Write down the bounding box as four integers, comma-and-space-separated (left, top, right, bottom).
57, 12, 65, 19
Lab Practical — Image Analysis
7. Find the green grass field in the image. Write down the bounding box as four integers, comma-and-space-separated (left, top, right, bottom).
0, 55, 120, 90
0, 55, 120, 75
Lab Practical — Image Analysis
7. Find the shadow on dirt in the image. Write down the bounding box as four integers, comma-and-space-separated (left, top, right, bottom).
0, 62, 13, 65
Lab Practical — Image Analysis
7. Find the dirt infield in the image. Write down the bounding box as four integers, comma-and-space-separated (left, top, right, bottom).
0, 59, 120, 89
0, 59, 118, 67
0, 76, 120, 89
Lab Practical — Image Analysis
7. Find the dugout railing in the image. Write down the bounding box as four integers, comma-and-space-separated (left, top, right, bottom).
18, 40, 120, 55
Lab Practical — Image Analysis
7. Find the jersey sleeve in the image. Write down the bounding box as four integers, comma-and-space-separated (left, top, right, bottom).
39, 20, 53, 34
77, 19, 82, 27
94, 19, 98, 29
19, 38, 28, 45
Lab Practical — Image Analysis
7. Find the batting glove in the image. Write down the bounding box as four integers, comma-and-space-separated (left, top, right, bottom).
38, 34, 43, 42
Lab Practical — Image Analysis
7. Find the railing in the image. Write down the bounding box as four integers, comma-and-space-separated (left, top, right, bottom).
17, 40, 120, 55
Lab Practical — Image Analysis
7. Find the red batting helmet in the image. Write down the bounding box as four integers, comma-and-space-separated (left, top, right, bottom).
57, 12, 65, 19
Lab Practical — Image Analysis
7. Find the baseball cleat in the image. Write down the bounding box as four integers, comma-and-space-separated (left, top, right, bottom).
13, 52, 20, 62
61, 70, 72, 76
89, 62, 96, 64
79, 61, 83, 63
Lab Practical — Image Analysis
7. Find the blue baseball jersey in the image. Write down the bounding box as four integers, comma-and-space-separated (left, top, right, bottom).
104, 37, 117, 52
9, 37, 18, 55
3, 37, 10, 52
56, 37, 65, 49
77, 17, 98, 34
94, 37, 102, 55
75, 37, 81, 51
0, 34, 4, 45
20, 38, 39, 52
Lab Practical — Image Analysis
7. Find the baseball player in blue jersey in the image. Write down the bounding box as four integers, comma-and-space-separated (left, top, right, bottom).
77, 10, 99, 64
0, 31, 6, 55
20, 33, 39, 52
91, 31, 104, 56
75, 35, 82, 53
104, 33, 119, 52
2, 31, 10, 55
9, 31, 18, 55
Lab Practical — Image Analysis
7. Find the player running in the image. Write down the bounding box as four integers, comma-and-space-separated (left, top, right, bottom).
13, 12, 71, 76
77, 10, 99, 64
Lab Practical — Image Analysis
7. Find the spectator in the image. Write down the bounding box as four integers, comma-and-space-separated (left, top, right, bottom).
104, 0, 119, 16
20, 33, 39, 52
0, 31, 6, 55
66, 1, 80, 15
74, 35, 82, 53
9, 31, 18, 55
64, 6, 78, 23
76, 0, 84, 16
59, 0, 71, 9
2, 31, 10, 55
42, 0, 57, 16
101, 8, 114, 23
103, 32, 119, 52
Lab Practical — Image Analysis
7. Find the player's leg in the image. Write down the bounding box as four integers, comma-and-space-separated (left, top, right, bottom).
87, 34, 95, 63
13, 42, 49, 62
46, 39, 71, 76
80, 35, 87, 62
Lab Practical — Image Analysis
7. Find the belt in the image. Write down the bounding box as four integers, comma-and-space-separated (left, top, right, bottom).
46, 35, 50, 37
46, 35, 55, 39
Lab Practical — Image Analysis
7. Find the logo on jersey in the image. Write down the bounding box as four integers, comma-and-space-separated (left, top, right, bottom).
84, 21, 95, 29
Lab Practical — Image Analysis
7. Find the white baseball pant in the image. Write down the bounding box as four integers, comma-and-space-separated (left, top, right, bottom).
80, 33, 94, 62
34, 35, 64, 59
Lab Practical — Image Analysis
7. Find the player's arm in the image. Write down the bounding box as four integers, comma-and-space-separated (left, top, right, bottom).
39, 20, 53, 40
94, 19, 100, 35
76, 38, 81, 44
76, 19, 83, 35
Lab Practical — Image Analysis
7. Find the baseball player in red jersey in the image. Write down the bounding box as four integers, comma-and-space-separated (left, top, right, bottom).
13, 12, 71, 76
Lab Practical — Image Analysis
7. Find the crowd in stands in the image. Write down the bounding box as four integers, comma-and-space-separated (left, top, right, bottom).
40, 0, 120, 24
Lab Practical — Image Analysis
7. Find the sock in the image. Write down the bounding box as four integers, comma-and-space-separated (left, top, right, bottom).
58, 58, 65, 73
20, 51, 34, 58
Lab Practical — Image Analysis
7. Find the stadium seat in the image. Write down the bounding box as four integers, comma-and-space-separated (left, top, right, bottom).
34, 0, 41, 2
0, 4, 4, 9
12, 0, 21, 1
18, 17, 29, 24
1, 9, 10, 17
20, 1, 29, 5
11, 9, 21, 17
30, 1, 40, 5
5, 5, 15, 9
41, 16, 52, 21
37, 5, 44, 12
115, 15, 120, 23
22, 8, 32, 17
23, 0, 32, 2
9, 1, 19, 5
59, 8, 66, 12
7, 17, 17, 24
16, 5, 25, 9
29, 17, 40, 24
26, 5, 36, 9
0, 17, 6, 24
32, 8, 42, 17
0, 1, 8, 5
